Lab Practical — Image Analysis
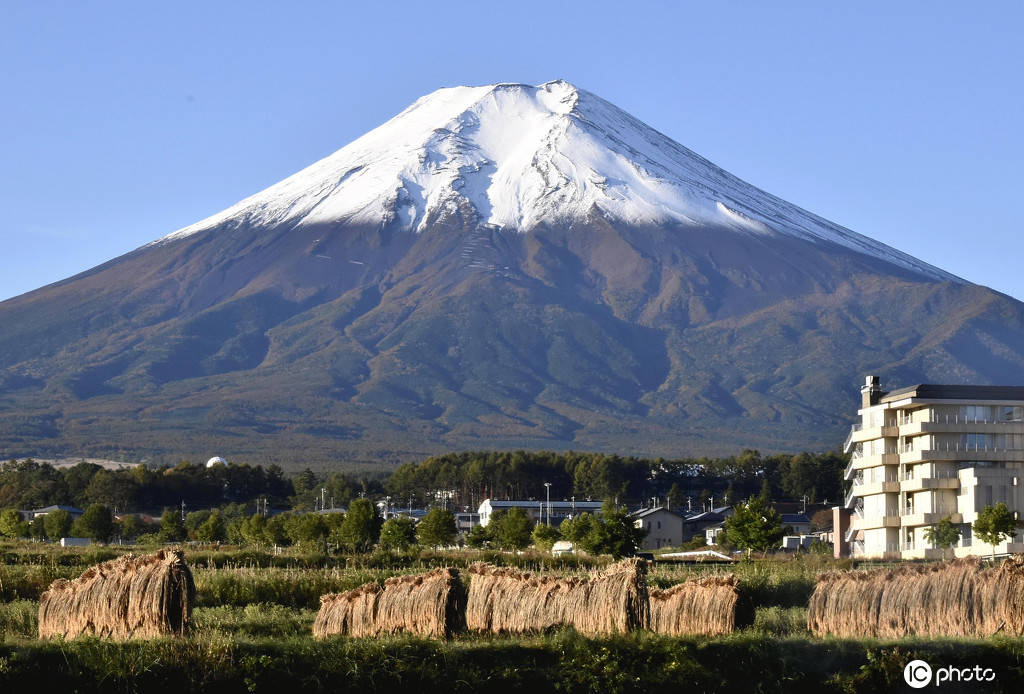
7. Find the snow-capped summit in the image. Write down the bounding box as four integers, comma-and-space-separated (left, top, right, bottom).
163, 80, 956, 282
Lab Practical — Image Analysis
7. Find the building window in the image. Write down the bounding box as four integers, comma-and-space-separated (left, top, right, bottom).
1000, 406, 1024, 422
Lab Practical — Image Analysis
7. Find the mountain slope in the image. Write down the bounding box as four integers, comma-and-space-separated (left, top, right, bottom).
1, 80, 1022, 468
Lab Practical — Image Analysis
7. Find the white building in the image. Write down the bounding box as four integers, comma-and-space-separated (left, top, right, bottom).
844, 376, 1024, 559
631, 507, 687, 549
476, 499, 605, 527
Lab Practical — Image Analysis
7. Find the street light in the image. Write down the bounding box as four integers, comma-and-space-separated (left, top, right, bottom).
543, 482, 552, 526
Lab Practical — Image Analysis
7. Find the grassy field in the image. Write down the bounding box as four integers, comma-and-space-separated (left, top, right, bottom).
2, 542, 1022, 692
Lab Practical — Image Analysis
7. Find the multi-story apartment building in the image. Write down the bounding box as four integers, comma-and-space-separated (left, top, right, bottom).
843, 376, 1024, 559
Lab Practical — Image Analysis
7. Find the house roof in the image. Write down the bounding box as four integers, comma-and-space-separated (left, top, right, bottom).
781, 513, 811, 524
686, 511, 725, 523
482, 500, 605, 510
32, 505, 83, 514
630, 507, 688, 520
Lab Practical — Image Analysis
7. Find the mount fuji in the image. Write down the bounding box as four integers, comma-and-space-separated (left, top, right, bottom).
2, 80, 1023, 468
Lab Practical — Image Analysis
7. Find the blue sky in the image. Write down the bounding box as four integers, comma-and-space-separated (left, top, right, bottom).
2, 1, 1022, 301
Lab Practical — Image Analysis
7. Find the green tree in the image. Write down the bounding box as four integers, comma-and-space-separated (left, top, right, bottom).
560, 512, 600, 553
698, 489, 713, 510
118, 515, 144, 540
29, 515, 48, 540
488, 508, 533, 550
72, 504, 114, 543
465, 523, 490, 548
238, 514, 269, 547
159, 509, 187, 542
322, 512, 346, 548
265, 514, 289, 547
338, 498, 381, 552
196, 511, 226, 542
284, 513, 327, 550
723, 497, 785, 557
667, 483, 684, 511
417, 508, 457, 548
82, 470, 139, 511
0, 509, 28, 538
596, 500, 646, 559
43, 509, 73, 541
531, 523, 560, 552
724, 482, 737, 506
973, 502, 1019, 558
923, 515, 962, 559
379, 516, 418, 551
184, 510, 212, 538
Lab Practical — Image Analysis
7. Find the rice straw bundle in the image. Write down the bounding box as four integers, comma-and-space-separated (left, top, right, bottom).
648, 574, 738, 636
38, 550, 195, 640
313, 567, 463, 638
466, 558, 648, 635
807, 556, 1024, 638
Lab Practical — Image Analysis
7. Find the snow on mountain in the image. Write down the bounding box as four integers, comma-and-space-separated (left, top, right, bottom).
161, 80, 958, 282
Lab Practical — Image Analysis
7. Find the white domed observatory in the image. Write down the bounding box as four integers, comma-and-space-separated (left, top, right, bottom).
206, 456, 227, 468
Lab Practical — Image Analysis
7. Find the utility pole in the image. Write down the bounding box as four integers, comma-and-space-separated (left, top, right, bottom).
544, 482, 551, 526
180, 500, 186, 521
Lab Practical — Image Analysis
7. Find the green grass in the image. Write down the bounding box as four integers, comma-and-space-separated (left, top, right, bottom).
0, 600, 36, 640
1, 632, 1023, 693
190, 604, 316, 639
192, 566, 429, 609
4, 544, 1024, 691
0, 563, 81, 601
750, 606, 809, 636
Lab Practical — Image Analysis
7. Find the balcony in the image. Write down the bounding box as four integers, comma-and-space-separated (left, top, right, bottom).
850, 452, 901, 470
849, 424, 899, 446
843, 457, 855, 481
852, 477, 899, 496
900, 469, 960, 492
900, 417, 1024, 437
843, 424, 861, 453
900, 446, 1024, 464
900, 504, 962, 527
851, 512, 901, 530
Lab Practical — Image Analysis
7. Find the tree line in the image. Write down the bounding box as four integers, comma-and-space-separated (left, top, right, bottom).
386, 449, 847, 511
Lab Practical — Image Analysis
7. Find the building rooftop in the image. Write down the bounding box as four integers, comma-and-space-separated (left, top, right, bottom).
482, 499, 605, 509
31, 505, 83, 515
881, 383, 1024, 404
630, 507, 689, 520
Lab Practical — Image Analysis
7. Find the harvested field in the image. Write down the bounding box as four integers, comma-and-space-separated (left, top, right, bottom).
313, 567, 463, 638
466, 558, 648, 635
38, 550, 194, 640
649, 574, 738, 636
807, 556, 1024, 638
